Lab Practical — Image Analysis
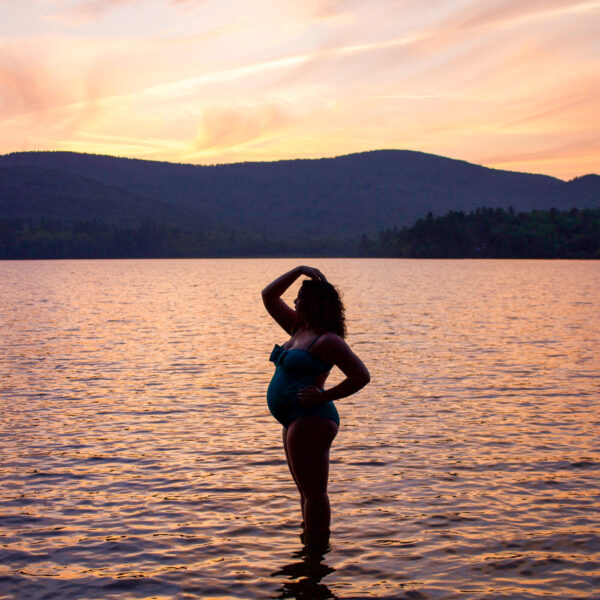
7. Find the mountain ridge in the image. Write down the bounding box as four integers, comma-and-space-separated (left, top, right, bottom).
1, 149, 598, 253
4, 147, 593, 181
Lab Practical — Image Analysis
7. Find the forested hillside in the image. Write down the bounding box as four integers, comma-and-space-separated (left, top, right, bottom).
362, 207, 600, 259
2, 207, 599, 259
1, 150, 598, 257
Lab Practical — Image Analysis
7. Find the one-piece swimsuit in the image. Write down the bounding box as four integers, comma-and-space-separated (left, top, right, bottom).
267, 334, 339, 428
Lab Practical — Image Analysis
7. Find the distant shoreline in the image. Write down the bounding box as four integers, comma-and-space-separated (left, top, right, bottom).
2, 255, 598, 261
3, 207, 599, 260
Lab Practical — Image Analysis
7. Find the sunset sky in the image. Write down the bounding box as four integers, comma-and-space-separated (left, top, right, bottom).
1, 0, 599, 179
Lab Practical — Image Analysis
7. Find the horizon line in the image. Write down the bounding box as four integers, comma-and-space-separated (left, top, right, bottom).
2, 147, 599, 182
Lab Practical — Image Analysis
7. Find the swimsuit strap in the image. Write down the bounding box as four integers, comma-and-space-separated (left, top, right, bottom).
306, 334, 323, 351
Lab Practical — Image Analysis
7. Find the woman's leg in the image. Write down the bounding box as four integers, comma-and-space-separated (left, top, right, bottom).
282, 426, 305, 522
286, 416, 338, 547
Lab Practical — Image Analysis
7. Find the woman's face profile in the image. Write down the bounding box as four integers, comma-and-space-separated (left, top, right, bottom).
294, 293, 305, 317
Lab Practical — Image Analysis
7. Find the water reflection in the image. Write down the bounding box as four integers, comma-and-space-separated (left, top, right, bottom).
1, 259, 599, 599
272, 541, 337, 600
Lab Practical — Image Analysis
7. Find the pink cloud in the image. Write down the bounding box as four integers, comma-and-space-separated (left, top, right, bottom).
193, 102, 296, 152
445, 0, 595, 31
0, 51, 63, 118
49, 0, 140, 23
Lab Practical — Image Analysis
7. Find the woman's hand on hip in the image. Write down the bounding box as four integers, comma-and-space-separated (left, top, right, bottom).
297, 385, 324, 408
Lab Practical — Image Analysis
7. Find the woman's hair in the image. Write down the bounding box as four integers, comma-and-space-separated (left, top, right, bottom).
296, 279, 346, 338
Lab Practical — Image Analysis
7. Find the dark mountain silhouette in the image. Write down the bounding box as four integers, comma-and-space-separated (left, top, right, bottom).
560, 174, 600, 207
1, 149, 598, 257
0, 164, 201, 226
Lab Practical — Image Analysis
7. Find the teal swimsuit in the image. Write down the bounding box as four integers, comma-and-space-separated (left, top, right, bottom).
267, 335, 340, 428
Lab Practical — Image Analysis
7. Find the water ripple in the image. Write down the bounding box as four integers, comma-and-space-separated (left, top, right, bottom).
1, 258, 599, 598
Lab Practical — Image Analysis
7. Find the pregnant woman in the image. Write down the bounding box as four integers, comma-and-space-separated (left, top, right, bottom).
262, 266, 370, 550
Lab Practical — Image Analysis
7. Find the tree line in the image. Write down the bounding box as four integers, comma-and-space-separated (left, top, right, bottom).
360, 207, 600, 259
1, 207, 599, 259
0, 218, 353, 259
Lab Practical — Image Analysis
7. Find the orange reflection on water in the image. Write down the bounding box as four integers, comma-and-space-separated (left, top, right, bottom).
1, 259, 599, 598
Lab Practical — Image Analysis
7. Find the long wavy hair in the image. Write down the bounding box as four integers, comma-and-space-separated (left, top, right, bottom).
295, 279, 346, 338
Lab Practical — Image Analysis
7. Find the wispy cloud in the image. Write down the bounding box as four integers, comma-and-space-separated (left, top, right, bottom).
443, 0, 600, 31
190, 101, 297, 156
481, 136, 600, 180
53, 0, 140, 23
1, 0, 598, 178
0, 45, 78, 120
498, 76, 600, 132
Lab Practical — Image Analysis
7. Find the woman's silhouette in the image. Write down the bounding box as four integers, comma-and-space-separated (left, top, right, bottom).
262, 266, 370, 549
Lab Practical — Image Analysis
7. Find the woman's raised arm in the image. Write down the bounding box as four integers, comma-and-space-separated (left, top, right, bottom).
261, 266, 326, 333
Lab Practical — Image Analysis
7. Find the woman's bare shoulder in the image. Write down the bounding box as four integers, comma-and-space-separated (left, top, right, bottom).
316, 332, 351, 354
316, 331, 368, 378
319, 331, 345, 343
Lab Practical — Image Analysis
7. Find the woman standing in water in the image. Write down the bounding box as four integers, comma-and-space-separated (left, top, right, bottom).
262, 265, 370, 549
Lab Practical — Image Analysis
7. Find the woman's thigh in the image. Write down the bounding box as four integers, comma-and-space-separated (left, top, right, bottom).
283, 427, 301, 485
286, 417, 338, 495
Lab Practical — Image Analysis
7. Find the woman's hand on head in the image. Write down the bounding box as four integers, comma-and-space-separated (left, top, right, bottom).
298, 266, 327, 282
297, 385, 324, 408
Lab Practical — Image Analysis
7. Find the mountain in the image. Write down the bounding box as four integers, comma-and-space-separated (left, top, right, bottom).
0, 164, 202, 227
1, 149, 598, 256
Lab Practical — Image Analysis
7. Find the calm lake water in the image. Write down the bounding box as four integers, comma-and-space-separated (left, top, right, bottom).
1, 258, 599, 600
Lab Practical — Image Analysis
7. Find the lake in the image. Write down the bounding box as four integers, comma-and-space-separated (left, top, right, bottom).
1, 258, 599, 599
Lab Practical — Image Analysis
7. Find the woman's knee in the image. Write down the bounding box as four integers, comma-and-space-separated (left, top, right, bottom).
304, 489, 329, 504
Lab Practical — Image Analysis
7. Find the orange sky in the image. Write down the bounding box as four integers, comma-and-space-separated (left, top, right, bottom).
1, 0, 599, 180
